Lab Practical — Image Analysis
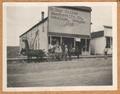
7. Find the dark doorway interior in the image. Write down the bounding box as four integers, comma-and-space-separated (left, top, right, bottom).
75, 41, 82, 55
62, 37, 74, 47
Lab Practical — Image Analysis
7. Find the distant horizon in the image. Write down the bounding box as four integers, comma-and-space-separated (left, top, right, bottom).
7, 45, 19, 46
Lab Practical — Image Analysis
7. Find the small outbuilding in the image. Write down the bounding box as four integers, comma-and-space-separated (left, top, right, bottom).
90, 25, 112, 55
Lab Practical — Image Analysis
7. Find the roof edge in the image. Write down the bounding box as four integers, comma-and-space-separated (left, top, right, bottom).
104, 25, 112, 29
91, 30, 104, 38
20, 17, 48, 37
52, 6, 92, 12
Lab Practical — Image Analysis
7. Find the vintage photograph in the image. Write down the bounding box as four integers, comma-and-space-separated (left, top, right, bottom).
3, 2, 117, 91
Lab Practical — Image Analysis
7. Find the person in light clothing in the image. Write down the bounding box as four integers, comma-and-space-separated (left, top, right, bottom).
64, 45, 68, 61
104, 46, 108, 59
55, 41, 62, 60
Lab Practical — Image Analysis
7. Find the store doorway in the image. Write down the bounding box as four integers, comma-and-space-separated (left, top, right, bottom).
62, 37, 74, 47
75, 38, 90, 55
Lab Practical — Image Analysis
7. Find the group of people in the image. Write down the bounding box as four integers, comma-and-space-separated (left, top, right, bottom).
48, 41, 74, 61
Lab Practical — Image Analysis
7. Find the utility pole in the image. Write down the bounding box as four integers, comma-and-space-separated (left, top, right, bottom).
42, 11, 44, 32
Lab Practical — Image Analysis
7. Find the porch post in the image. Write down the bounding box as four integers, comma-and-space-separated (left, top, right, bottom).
50, 35, 52, 44
85, 38, 87, 53
74, 38, 76, 48
60, 36, 62, 45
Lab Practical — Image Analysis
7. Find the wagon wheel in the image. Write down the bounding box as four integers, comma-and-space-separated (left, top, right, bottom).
47, 53, 55, 62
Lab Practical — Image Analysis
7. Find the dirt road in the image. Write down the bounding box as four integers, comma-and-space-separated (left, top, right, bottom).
7, 58, 112, 87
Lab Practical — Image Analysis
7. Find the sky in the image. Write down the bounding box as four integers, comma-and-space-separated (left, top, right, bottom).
4, 3, 114, 46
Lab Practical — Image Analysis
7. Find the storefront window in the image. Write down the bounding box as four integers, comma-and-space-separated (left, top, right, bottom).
80, 39, 89, 51
106, 37, 112, 48
87, 39, 90, 51
81, 39, 85, 51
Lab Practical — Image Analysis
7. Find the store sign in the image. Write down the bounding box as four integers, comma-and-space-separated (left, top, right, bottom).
50, 8, 85, 26
48, 7, 91, 36
75, 38, 81, 42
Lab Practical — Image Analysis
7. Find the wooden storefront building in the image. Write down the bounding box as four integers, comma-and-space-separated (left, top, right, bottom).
20, 6, 92, 55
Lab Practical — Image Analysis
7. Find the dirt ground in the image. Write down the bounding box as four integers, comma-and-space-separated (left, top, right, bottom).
7, 57, 112, 87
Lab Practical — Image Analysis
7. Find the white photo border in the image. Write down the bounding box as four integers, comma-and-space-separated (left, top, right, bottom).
3, 2, 117, 91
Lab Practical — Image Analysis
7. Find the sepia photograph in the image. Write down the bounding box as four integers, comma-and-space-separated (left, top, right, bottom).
3, 2, 117, 91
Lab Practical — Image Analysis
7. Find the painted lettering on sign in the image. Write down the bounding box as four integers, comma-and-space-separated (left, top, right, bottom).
50, 7, 85, 26
48, 6, 91, 36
